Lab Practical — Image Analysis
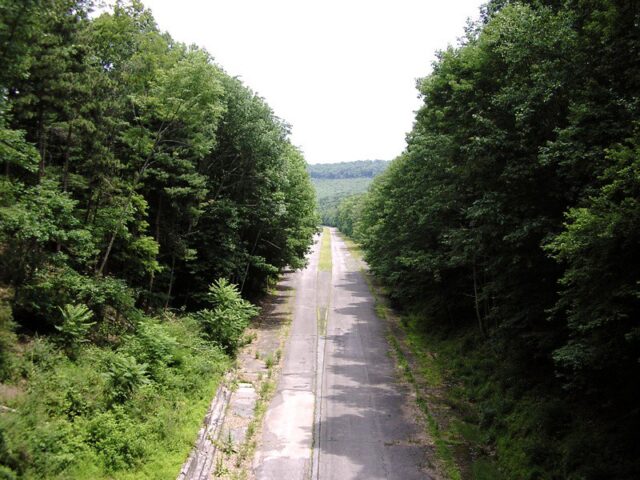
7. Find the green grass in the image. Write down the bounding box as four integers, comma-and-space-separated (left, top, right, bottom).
317, 306, 328, 336
403, 321, 444, 387
318, 227, 332, 272
386, 332, 462, 480
340, 236, 363, 260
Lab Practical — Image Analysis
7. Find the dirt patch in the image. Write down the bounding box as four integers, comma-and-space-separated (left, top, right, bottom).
0, 383, 23, 403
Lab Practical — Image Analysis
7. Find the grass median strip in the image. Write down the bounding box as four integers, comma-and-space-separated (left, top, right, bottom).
318, 227, 332, 272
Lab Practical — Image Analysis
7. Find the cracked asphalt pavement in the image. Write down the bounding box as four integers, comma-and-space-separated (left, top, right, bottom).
253, 228, 430, 480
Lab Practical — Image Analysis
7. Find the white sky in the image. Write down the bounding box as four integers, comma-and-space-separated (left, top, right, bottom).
141, 0, 485, 164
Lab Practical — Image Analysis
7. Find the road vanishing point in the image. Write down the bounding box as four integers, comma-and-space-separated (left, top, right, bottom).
252, 228, 431, 480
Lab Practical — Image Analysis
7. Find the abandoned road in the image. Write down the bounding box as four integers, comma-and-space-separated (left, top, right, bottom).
253, 228, 430, 480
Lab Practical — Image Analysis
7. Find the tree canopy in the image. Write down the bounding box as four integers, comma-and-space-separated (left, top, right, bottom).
0, 0, 318, 330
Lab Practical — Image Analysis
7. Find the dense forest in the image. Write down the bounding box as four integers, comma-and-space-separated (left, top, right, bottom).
339, 0, 640, 478
0, 1, 316, 478
309, 159, 388, 225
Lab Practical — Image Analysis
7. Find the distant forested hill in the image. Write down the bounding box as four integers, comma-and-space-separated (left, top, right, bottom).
308, 159, 389, 180
308, 160, 389, 225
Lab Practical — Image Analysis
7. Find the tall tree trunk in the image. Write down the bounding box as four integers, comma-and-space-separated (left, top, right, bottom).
147, 195, 162, 310
84, 194, 93, 223
97, 193, 133, 276
473, 260, 486, 336
56, 124, 74, 253
165, 253, 176, 309
38, 129, 47, 179
241, 229, 261, 294
37, 106, 47, 179
96, 163, 148, 276
62, 124, 73, 192
97, 219, 120, 276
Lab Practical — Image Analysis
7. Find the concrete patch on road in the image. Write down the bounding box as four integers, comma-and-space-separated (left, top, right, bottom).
231, 383, 259, 419
251, 237, 324, 480
253, 389, 315, 478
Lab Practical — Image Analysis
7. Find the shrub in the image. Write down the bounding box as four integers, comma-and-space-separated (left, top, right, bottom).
86, 408, 147, 471
55, 304, 95, 358
0, 466, 17, 480
102, 353, 149, 403
0, 426, 18, 479
194, 278, 259, 354
24, 419, 87, 476
16, 267, 137, 333
121, 321, 179, 380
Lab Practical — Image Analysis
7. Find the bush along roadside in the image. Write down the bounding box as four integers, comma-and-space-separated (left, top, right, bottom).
0, 279, 261, 480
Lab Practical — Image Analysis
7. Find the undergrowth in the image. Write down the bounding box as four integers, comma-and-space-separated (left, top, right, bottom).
399, 314, 590, 480
0, 311, 231, 479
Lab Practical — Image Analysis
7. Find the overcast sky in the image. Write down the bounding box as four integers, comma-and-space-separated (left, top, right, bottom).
141, 0, 485, 164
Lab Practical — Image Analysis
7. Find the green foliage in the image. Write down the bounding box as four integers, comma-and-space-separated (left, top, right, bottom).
307, 159, 389, 179
545, 132, 640, 391
0, 465, 17, 480
309, 160, 389, 226
281, 146, 320, 268
0, 300, 16, 381
335, 193, 366, 240
0, 0, 316, 328
103, 352, 149, 404
0, 314, 230, 479
195, 279, 259, 354
0, 8, 312, 477
312, 176, 377, 226
0, 122, 38, 174
121, 321, 178, 379
0, 179, 94, 290
55, 304, 95, 357
86, 407, 147, 471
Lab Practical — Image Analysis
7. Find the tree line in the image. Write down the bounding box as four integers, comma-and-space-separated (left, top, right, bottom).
0, 0, 317, 330
338, 0, 640, 477
307, 159, 389, 180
